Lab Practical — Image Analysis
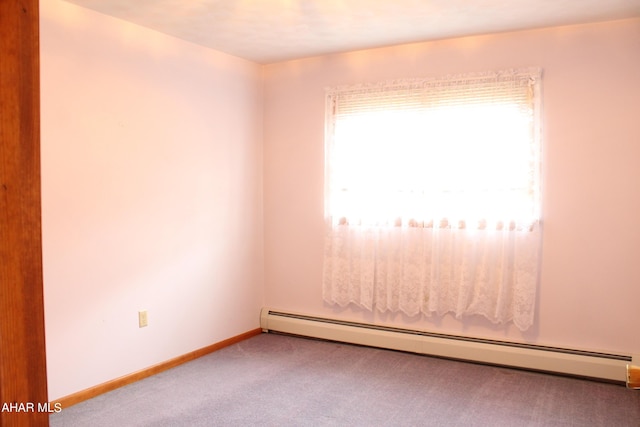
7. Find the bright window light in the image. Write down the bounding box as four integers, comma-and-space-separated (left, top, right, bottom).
325, 69, 541, 230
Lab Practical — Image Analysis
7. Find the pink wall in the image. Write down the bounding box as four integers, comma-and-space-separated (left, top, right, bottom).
41, 1, 263, 400
41, 1, 640, 400
263, 19, 640, 356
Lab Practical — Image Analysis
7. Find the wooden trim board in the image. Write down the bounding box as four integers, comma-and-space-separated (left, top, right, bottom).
628, 365, 640, 389
0, 1, 49, 426
51, 328, 262, 409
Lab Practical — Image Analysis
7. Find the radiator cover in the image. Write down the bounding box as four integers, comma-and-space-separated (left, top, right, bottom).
260, 307, 635, 385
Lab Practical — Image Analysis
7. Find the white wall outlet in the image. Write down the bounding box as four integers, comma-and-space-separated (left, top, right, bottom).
138, 310, 148, 328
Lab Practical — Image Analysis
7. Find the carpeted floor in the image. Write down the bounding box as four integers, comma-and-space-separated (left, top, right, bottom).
50, 333, 640, 426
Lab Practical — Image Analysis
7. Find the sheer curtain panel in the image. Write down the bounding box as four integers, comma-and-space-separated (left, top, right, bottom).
323, 68, 542, 331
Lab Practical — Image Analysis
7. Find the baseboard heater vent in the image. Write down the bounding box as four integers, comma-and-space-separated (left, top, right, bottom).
260, 308, 635, 385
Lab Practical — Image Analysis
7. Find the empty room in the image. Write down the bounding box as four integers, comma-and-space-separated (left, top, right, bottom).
2, 0, 639, 425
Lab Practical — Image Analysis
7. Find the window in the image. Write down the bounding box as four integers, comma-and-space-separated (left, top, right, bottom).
323, 68, 542, 331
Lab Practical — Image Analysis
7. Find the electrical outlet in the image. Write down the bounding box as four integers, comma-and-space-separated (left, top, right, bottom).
138, 310, 148, 328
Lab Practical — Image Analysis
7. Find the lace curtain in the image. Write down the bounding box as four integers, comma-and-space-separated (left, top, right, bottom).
322, 68, 542, 331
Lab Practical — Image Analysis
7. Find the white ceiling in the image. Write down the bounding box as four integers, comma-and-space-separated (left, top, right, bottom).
62, 0, 640, 64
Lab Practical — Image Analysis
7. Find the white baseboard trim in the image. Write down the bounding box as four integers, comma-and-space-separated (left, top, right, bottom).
260, 308, 631, 384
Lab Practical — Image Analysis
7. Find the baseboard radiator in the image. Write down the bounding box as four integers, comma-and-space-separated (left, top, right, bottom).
260, 308, 638, 386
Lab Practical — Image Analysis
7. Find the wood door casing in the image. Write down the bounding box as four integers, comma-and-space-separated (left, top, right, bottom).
0, 0, 49, 426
